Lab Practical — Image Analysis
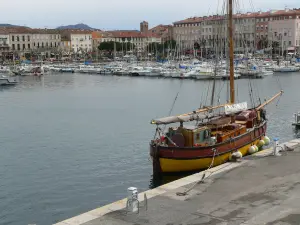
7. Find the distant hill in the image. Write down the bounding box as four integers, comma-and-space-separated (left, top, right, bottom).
56, 23, 95, 30
0, 24, 28, 28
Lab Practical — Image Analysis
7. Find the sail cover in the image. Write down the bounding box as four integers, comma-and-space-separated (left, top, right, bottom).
225, 102, 248, 115
151, 112, 212, 125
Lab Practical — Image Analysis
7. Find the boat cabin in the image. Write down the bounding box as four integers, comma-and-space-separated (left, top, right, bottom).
166, 125, 211, 147
161, 109, 261, 147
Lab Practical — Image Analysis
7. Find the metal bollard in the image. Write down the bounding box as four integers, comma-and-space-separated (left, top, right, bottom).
273, 138, 281, 156
127, 187, 139, 213
144, 193, 148, 211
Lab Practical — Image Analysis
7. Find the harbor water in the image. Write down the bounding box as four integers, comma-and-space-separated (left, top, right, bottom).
0, 72, 299, 225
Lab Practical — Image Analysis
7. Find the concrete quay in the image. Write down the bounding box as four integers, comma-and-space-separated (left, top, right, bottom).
55, 139, 300, 225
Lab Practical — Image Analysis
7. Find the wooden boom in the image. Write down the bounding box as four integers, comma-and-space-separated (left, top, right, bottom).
256, 91, 283, 111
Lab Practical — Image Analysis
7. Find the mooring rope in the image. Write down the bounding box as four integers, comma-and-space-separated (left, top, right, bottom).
176, 148, 218, 196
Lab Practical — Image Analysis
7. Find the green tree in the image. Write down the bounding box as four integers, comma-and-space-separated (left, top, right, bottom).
194, 42, 200, 50
257, 37, 268, 50
98, 41, 114, 51
98, 41, 136, 53
146, 42, 163, 53
272, 41, 279, 48
164, 39, 176, 49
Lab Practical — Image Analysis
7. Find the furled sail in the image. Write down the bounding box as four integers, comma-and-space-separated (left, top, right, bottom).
224, 102, 248, 115
151, 112, 213, 125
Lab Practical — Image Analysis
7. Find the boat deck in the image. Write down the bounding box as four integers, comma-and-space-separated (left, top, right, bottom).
55, 139, 300, 225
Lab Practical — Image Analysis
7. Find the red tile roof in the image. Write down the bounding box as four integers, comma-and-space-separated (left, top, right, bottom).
256, 9, 300, 18
173, 9, 300, 24
0, 27, 32, 34
31, 28, 60, 34
149, 24, 172, 32
59, 29, 93, 34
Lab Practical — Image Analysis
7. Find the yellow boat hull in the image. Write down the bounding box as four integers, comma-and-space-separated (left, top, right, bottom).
159, 139, 261, 173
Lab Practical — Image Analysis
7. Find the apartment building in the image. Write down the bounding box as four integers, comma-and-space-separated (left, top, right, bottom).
173, 8, 300, 53
256, 9, 300, 51
8, 27, 32, 54
60, 30, 92, 53
92, 31, 102, 52
0, 30, 10, 59
31, 29, 61, 51
173, 13, 257, 52
149, 24, 174, 42
102, 31, 161, 51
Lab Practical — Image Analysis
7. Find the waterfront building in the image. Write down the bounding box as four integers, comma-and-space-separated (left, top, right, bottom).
102, 30, 162, 52
256, 9, 300, 53
31, 29, 61, 58
149, 24, 174, 42
7, 27, 33, 58
60, 38, 72, 55
91, 31, 103, 53
71, 31, 92, 53
60, 30, 92, 54
173, 8, 300, 54
173, 13, 256, 54
0, 30, 10, 61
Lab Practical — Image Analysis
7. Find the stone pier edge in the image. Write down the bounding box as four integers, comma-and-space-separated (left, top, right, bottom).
53, 139, 300, 225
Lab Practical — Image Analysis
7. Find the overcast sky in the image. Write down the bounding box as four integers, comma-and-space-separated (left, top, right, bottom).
2, 0, 299, 30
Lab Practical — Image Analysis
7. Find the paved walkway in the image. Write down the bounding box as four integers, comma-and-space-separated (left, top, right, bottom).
84, 143, 300, 225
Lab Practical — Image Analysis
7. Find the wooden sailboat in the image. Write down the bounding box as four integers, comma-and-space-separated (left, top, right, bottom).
149, 0, 283, 174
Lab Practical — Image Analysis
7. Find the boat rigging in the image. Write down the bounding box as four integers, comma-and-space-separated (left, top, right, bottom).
149, 0, 283, 174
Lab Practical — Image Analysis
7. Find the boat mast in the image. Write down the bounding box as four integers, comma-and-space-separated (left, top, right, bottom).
228, 0, 235, 104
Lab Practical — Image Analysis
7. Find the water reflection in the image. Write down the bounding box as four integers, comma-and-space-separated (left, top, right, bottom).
293, 126, 300, 138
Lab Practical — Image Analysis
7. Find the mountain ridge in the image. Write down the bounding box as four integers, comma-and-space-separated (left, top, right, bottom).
56, 23, 96, 30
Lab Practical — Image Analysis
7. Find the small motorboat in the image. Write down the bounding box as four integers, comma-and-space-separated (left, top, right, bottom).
0, 75, 18, 86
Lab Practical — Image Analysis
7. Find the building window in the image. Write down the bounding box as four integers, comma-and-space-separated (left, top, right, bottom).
50, 42, 52, 47
42, 42, 44, 47
284, 32, 287, 36
37, 42, 40, 48
12, 36, 15, 41
23, 44, 25, 50
55, 42, 57, 47
17, 44, 20, 50
22, 36, 25, 41
17, 36, 19, 41
289, 41, 292, 46
28, 35, 30, 41
28, 44, 30, 49
12, 44, 15, 50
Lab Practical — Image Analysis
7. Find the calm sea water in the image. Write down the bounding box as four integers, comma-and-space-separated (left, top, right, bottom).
0, 72, 299, 225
